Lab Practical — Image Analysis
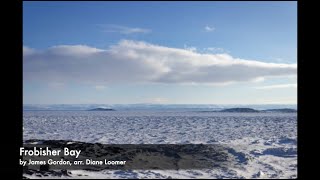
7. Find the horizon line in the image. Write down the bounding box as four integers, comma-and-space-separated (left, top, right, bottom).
23, 103, 297, 105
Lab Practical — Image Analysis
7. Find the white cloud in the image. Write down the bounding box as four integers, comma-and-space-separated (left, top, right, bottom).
204, 25, 215, 32
101, 24, 151, 34
23, 46, 35, 56
23, 40, 297, 85
204, 47, 228, 54
255, 83, 297, 90
184, 44, 197, 52
48, 45, 105, 56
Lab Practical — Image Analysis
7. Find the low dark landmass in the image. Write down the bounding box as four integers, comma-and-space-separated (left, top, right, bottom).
220, 108, 260, 113
198, 108, 297, 113
261, 108, 297, 113
88, 108, 115, 111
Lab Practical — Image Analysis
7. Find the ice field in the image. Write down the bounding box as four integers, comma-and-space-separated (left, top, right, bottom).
23, 110, 297, 179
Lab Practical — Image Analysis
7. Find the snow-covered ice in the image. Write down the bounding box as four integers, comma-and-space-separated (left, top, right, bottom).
23, 110, 297, 179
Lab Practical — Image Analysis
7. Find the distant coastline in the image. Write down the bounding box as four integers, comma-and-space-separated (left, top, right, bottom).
206, 108, 297, 113
23, 105, 297, 113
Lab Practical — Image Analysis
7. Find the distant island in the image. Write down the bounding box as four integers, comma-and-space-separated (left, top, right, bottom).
261, 108, 297, 113
88, 108, 115, 111
198, 108, 297, 113
219, 108, 296, 113
220, 108, 259, 113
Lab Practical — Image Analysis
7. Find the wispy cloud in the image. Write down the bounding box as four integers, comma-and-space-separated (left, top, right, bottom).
204, 47, 228, 54
23, 40, 297, 85
255, 83, 297, 90
23, 46, 35, 56
94, 85, 107, 91
257, 98, 297, 104
47, 82, 65, 89
101, 24, 151, 34
184, 44, 197, 52
184, 45, 229, 54
146, 97, 170, 104
204, 25, 215, 32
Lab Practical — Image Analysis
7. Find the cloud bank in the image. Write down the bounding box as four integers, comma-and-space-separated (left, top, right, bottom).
23, 40, 297, 85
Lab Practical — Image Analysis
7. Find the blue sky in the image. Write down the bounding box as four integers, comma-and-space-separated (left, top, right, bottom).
23, 1, 297, 104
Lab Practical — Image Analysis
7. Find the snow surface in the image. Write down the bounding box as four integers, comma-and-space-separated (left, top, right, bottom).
23, 110, 297, 179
